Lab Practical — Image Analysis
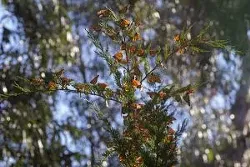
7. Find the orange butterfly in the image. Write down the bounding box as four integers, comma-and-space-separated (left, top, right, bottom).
48, 81, 57, 90
137, 49, 145, 57
159, 91, 167, 99
120, 19, 130, 28
97, 83, 108, 89
113, 52, 123, 61
147, 74, 161, 83
132, 32, 141, 41
97, 9, 110, 18
174, 34, 180, 42
132, 79, 141, 88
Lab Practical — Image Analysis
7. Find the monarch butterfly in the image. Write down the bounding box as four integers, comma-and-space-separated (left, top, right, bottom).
147, 73, 161, 83
97, 83, 108, 89
131, 79, 141, 88
113, 52, 123, 61
174, 34, 180, 42
132, 32, 141, 41
97, 9, 110, 18
48, 81, 57, 90
120, 19, 130, 28
90, 75, 99, 84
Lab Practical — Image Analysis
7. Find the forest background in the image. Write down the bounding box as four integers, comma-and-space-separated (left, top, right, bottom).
0, 0, 250, 166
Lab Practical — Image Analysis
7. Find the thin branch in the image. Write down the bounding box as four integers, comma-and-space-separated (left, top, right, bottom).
123, 35, 130, 73
57, 88, 122, 104
1, 88, 122, 104
140, 43, 190, 83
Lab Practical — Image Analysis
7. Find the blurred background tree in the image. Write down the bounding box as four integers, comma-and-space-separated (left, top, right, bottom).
0, 0, 250, 166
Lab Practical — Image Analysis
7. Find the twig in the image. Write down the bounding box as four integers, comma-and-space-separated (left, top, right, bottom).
140, 43, 190, 83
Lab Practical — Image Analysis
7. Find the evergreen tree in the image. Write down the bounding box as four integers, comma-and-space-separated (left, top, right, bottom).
1, 7, 228, 166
